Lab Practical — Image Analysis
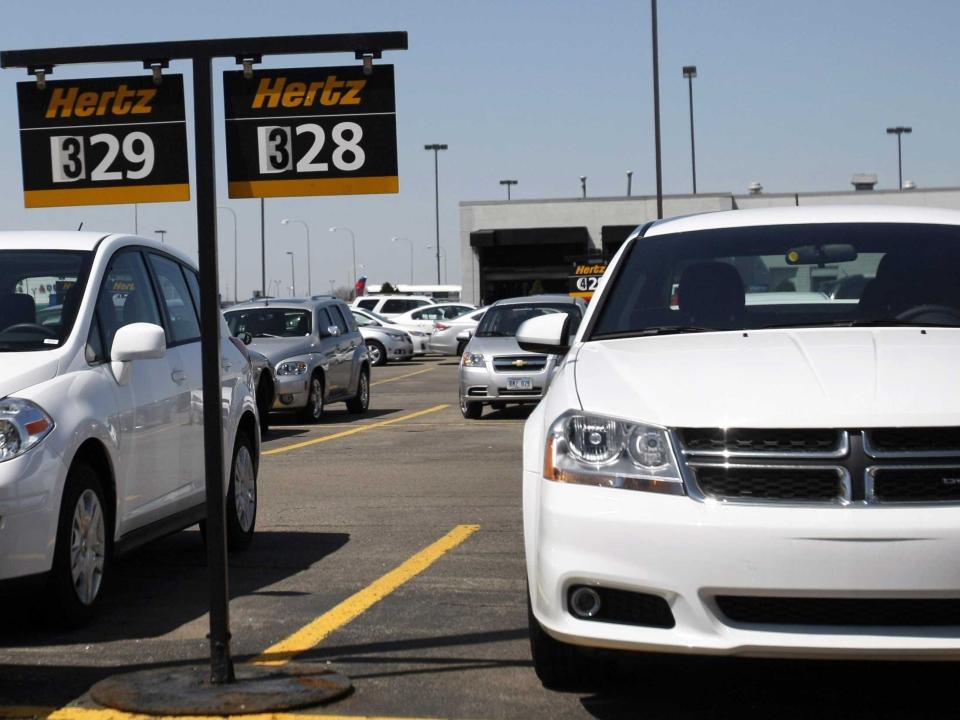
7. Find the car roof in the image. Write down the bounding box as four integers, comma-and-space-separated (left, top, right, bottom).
227, 297, 343, 312
644, 205, 960, 238
0, 231, 198, 268
491, 294, 580, 307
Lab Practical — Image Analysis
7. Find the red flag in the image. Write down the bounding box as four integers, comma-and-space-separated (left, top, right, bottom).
355, 276, 367, 297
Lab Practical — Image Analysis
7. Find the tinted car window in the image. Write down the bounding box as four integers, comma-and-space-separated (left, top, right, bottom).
148, 254, 201, 343
97, 250, 163, 352
184, 268, 202, 315
336, 305, 358, 332
329, 305, 349, 334
226, 308, 311, 337
476, 304, 582, 338
443, 305, 472, 319
357, 299, 378, 310
382, 299, 412, 314
86, 312, 105, 364
352, 311, 378, 327
412, 307, 443, 320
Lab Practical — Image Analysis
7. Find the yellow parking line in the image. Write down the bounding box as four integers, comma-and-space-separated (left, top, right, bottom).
370, 366, 434, 387
18, 710, 442, 720
253, 524, 480, 666
262, 405, 449, 456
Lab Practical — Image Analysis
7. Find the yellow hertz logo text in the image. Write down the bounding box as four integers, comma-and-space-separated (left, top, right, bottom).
45, 85, 157, 119
252, 76, 366, 110
574, 264, 607, 276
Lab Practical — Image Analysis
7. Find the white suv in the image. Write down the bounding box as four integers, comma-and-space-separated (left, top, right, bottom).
352, 295, 434, 318
0, 232, 259, 626
520, 206, 960, 687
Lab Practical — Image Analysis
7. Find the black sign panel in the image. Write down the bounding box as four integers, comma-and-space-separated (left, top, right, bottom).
16, 75, 189, 208
569, 260, 608, 299
223, 65, 398, 198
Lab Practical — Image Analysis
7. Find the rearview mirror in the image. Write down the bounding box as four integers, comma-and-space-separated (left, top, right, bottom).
517, 313, 571, 355
111, 322, 166, 385
785, 244, 857, 266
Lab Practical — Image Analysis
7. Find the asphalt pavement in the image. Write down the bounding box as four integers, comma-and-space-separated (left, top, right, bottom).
2, 356, 960, 719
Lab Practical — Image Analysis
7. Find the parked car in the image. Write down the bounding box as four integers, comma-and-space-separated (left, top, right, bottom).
225, 297, 370, 421
0, 232, 260, 626
458, 295, 584, 419
352, 307, 431, 356
429, 307, 487, 356
388, 303, 477, 335
519, 205, 960, 689
350, 308, 414, 366
352, 294, 434, 318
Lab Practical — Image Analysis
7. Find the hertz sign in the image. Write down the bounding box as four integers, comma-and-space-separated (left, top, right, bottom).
569, 260, 608, 300
223, 65, 398, 198
16, 75, 189, 208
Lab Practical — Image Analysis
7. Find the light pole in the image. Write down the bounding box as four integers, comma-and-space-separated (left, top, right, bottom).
281, 218, 311, 296
391, 236, 413, 284
424, 143, 447, 284
651, 0, 664, 218
682, 65, 698, 194
154, 229, 166, 244
218, 206, 238, 302
285, 251, 295, 296
499, 179, 517, 200
329, 226, 357, 291
886, 126, 912, 189
626, 170, 633, 197
427, 244, 447, 284
580, 175, 587, 199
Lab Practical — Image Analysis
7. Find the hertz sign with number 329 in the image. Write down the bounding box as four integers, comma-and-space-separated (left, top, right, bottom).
223, 65, 398, 198
16, 75, 189, 208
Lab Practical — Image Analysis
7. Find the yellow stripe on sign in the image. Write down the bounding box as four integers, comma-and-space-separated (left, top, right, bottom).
228, 176, 399, 199
370, 366, 434, 387
24, 183, 190, 208
262, 404, 448, 456
37, 710, 442, 720
253, 524, 480, 666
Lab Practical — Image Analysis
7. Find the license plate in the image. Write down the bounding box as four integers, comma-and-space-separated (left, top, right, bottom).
507, 377, 533, 390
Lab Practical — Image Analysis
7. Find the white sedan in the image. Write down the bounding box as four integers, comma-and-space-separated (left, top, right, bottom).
0, 231, 259, 626
387, 303, 477, 335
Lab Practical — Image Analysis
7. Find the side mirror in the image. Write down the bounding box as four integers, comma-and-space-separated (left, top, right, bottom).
456, 330, 473, 342
517, 313, 571, 355
238, 331, 253, 345
111, 322, 166, 385
325, 325, 341, 337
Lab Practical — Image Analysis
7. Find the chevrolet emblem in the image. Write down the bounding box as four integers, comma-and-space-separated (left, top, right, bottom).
512, 359, 528, 368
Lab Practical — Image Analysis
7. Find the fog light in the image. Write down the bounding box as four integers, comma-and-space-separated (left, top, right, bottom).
280, 394, 294, 405
570, 586, 602, 619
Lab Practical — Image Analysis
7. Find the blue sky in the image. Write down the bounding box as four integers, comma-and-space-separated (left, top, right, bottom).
0, 0, 958, 298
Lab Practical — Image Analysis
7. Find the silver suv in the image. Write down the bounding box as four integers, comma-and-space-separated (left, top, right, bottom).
458, 295, 584, 419
226, 297, 370, 421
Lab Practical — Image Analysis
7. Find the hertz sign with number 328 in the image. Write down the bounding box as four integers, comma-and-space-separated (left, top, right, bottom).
16, 75, 189, 208
223, 65, 398, 198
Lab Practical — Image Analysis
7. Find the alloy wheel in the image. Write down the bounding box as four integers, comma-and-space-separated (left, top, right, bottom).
233, 444, 256, 533
70, 489, 106, 606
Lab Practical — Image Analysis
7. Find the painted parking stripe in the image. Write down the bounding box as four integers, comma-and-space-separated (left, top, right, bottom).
0, 709, 443, 720
253, 524, 480, 666
370, 367, 434, 387
262, 404, 449, 456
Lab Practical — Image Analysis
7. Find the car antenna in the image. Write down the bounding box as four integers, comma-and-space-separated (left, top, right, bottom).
77, 221, 83, 230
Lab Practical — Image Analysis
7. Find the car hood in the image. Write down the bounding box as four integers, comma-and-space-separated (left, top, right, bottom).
247, 337, 317, 364
574, 328, 960, 428
0, 352, 60, 399
467, 336, 530, 356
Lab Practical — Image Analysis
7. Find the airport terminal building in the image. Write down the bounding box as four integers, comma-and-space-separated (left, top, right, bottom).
458, 183, 960, 305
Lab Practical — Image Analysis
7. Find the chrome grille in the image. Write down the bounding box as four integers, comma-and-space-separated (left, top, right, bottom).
492, 355, 547, 373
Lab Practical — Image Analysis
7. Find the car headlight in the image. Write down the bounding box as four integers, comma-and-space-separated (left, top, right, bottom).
461, 351, 485, 367
276, 360, 308, 376
0, 398, 54, 462
544, 411, 684, 495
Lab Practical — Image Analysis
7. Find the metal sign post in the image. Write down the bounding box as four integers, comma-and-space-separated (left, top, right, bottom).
2, 32, 406, 711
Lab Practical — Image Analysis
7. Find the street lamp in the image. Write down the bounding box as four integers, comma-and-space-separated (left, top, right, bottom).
281, 218, 312, 296
218, 206, 238, 303
580, 175, 587, 199
499, 179, 517, 200
426, 244, 447, 284
391, 236, 413, 284
285, 251, 295, 296
682, 65, 698, 194
154, 229, 166, 244
886, 126, 912, 189
424, 143, 448, 284
626, 170, 633, 197
328, 226, 357, 291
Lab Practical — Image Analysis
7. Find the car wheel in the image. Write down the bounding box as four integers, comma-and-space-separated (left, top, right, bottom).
46, 462, 109, 627
456, 340, 467, 357
256, 377, 272, 437
460, 395, 482, 419
528, 591, 598, 690
226, 431, 257, 551
300, 373, 324, 423
366, 340, 387, 366
346, 368, 370, 413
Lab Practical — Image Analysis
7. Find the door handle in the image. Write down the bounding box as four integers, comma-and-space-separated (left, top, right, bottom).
171, 370, 187, 384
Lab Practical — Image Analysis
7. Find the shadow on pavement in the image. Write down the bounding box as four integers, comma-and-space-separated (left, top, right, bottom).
269, 408, 401, 427
481, 405, 535, 421
0, 530, 349, 648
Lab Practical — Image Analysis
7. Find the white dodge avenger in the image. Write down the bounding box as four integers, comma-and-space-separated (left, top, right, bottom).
519, 206, 960, 687
0, 232, 259, 626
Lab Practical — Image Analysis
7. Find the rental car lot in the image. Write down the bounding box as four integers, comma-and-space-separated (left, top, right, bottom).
2, 357, 960, 719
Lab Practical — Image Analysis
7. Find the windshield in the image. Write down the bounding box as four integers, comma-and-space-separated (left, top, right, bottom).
476, 303, 582, 338
0, 250, 92, 352
590, 223, 960, 339
225, 308, 311, 338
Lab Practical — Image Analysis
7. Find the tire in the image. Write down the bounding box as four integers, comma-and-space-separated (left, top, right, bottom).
346, 368, 370, 414
528, 591, 598, 690
226, 431, 257, 551
256, 377, 272, 437
460, 395, 482, 419
456, 340, 467, 357
366, 340, 387, 367
300, 373, 324, 423
46, 462, 110, 628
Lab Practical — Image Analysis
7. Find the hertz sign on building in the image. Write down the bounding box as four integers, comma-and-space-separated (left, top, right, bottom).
16, 75, 189, 207
223, 65, 398, 198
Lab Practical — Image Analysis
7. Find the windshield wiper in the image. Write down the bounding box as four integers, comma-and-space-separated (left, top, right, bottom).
594, 326, 716, 340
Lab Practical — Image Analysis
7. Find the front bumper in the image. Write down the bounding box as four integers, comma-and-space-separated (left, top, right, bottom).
384, 336, 414, 360
408, 334, 430, 355
460, 364, 550, 404
271, 373, 309, 410
529, 472, 960, 659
